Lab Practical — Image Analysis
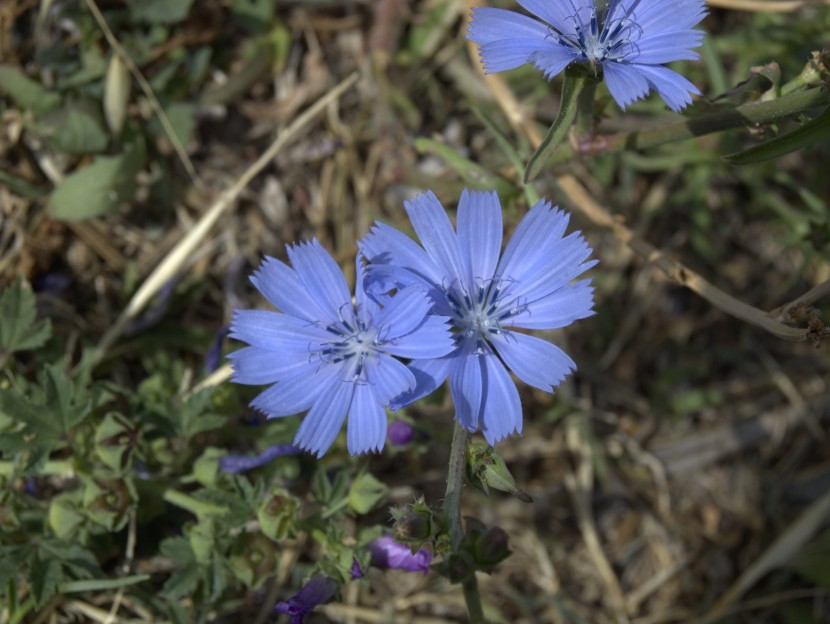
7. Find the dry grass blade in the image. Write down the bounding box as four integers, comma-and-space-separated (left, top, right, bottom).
700, 486, 830, 623
82, 0, 201, 186
564, 422, 631, 622
91, 73, 360, 366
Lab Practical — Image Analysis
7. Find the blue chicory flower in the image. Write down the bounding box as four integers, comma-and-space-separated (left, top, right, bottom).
369, 535, 432, 575
274, 574, 338, 623
229, 239, 454, 457
467, 0, 707, 111
360, 189, 596, 445
218, 444, 301, 474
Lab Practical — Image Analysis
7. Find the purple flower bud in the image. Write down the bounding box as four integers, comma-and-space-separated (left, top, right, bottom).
274, 574, 337, 623
387, 420, 414, 446
369, 535, 432, 575
218, 444, 301, 474
349, 559, 364, 580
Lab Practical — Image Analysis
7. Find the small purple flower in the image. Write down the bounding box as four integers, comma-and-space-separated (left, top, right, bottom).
275, 574, 337, 623
387, 420, 415, 446
369, 535, 432, 575
467, 0, 707, 111
350, 559, 364, 579
218, 444, 301, 474
229, 239, 455, 457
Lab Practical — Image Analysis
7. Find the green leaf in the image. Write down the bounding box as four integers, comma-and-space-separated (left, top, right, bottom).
231, 0, 275, 32
0, 363, 92, 471
159, 538, 200, 599
46, 138, 146, 221
724, 106, 830, 165
41, 542, 100, 579
0, 65, 61, 115
0, 277, 52, 363
148, 102, 196, 148
128, 0, 196, 24
29, 557, 62, 607
37, 100, 109, 154
348, 473, 387, 514
180, 389, 227, 438
466, 444, 532, 503
40, 363, 91, 434
0, 546, 33, 589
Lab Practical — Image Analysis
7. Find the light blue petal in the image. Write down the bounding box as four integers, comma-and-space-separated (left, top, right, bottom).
449, 347, 484, 432
613, 0, 707, 33
467, 7, 549, 45
530, 46, 581, 80
491, 330, 576, 393
382, 316, 455, 359
516, 0, 593, 33
468, 8, 554, 74
360, 222, 443, 288
228, 346, 313, 385
602, 60, 651, 109
627, 31, 704, 64
509, 279, 596, 330
347, 383, 387, 455
354, 253, 381, 321
404, 191, 466, 285
375, 285, 435, 339
479, 354, 522, 445
635, 63, 700, 111
285, 239, 352, 322
294, 378, 354, 457
390, 356, 454, 410
250, 256, 327, 322
497, 199, 569, 280
230, 310, 329, 351
456, 189, 502, 289
499, 233, 596, 306
249, 362, 340, 418
366, 356, 415, 406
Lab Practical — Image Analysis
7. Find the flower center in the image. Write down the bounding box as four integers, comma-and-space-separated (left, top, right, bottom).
319, 313, 381, 382
549, 5, 638, 64
445, 279, 524, 353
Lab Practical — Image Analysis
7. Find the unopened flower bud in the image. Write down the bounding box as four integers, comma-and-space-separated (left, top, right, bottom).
473, 526, 511, 568
393, 509, 432, 543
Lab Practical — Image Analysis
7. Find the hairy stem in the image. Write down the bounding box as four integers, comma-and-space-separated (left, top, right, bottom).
444, 420, 484, 623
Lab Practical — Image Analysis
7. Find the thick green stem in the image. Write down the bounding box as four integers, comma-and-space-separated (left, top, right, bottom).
546, 86, 829, 166
444, 421, 484, 623
524, 70, 588, 182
